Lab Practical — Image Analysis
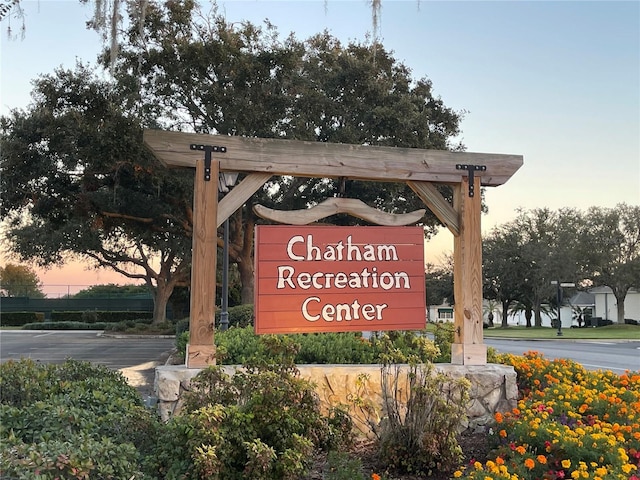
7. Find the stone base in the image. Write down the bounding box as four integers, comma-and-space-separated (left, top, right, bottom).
154, 363, 517, 434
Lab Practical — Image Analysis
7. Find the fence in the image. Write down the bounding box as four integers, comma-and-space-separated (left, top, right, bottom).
0, 296, 170, 320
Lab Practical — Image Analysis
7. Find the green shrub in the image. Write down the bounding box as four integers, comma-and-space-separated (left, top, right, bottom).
432, 322, 455, 362
0, 434, 145, 479
50, 310, 153, 323
22, 321, 109, 330
175, 317, 190, 335
0, 359, 159, 478
51, 310, 84, 322
103, 319, 173, 334
323, 451, 367, 480
155, 335, 353, 480
372, 347, 470, 476
0, 311, 43, 326
216, 303, 254, 328
177, 326, 444, 366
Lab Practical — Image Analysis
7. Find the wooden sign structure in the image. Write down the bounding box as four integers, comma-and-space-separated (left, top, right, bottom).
254, 225, 426, 334
143, 129, 523, 367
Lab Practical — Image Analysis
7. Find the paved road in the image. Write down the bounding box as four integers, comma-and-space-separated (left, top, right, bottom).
485, 338, 640, 374
2, 331, 637, 375
0, 331, 176, 370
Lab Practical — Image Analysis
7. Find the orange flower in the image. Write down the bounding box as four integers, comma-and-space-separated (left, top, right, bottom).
537, 455, 547, 464
524, 458, 536, 470
371, 474, 381, 480
499, 429, 507, 438
495, 412, 504, 423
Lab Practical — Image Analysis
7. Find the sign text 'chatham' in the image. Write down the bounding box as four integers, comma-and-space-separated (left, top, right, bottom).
254, 226, 426, 334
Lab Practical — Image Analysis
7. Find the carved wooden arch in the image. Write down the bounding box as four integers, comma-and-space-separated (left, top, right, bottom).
143, 129, 523, 367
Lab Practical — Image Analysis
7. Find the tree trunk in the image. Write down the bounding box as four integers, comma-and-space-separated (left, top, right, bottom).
151, 279, 171, 324
533, 294, 543, 327
148, 258, 188, 324
525, 308, 533, 328
501, 300, 510, 328
614, 288, 627, 324
238, 211, 255, 304
228, 205, 255, 305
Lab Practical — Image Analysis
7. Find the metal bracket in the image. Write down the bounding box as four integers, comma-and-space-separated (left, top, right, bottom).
190, 144, 227, 181
455, 164, 486, 197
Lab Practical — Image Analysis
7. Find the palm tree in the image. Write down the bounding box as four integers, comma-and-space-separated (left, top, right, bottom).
483, 300, 501, 327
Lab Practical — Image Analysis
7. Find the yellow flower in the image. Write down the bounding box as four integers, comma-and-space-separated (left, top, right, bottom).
453, 471, 463, 478
562, 459, 572, 469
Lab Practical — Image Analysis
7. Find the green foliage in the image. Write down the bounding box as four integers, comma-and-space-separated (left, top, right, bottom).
0, 311, 43, 326
323, 451, 367, 480
22, 321, 110, 330
156, 336, 353, 480
177, 325, 447, 366
0, 263, 46, 298
295, 332, 378, 364
73, 283, 150, 298
432, 322, 455, 363
0, 359, 158, 478
375, 360, 470, 475
103, 319, 174, 335
216, 303, 254, 328
51, 310, 153, 323
0, 434, 145, 480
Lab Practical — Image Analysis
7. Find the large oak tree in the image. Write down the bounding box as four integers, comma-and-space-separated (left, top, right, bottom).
1, 1, 464, 320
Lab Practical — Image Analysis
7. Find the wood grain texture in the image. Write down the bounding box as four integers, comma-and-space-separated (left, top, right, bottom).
407, 181, 459, 236
254, 197, 425, 226
188, 159, 218, 357
186, 344, 216, 369
217, 173, 271, 227
451, 178, 487, 365
144, 129, 523, 186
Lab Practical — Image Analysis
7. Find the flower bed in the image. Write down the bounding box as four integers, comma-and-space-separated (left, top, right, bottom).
454, 351, 640, 480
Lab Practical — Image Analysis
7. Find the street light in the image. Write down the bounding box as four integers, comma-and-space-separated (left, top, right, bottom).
551, 280, 575, 336
218, 172, 238, 331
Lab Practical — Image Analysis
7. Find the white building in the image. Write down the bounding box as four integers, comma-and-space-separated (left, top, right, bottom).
590, 286, 640, 323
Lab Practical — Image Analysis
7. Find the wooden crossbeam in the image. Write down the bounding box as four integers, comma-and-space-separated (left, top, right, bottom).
144, 130, 522, 186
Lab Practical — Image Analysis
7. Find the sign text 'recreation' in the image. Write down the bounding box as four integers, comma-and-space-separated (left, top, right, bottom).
254, 226, 426, 334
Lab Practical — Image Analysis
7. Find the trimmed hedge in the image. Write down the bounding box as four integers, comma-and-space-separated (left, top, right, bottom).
215, 303, 254, 328
22, 321, 110, 330
51, 310, 153, 323
0, 311, 44, 327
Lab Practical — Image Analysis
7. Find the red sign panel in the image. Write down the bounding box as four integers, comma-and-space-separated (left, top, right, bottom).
254, 225, 426, 334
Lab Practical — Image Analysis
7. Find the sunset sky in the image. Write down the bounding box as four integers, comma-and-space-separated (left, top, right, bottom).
1, 1, 638, 297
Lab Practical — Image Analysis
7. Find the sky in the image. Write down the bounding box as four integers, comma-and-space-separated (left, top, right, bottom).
1, 0, 639, 297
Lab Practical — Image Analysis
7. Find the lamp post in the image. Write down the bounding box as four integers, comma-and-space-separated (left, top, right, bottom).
551, 280, 575, 336
218, 172, 238, 331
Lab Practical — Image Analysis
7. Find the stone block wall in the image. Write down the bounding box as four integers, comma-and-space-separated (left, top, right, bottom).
154, 363, 518, 435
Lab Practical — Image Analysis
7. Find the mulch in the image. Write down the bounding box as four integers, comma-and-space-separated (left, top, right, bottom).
305, 431, 492, 479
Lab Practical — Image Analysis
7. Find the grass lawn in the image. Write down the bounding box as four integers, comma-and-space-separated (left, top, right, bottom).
482, 323, 640, 340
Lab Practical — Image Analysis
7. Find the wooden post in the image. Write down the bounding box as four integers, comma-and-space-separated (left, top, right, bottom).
451, 176, 487, 365
186, 158, 219, 368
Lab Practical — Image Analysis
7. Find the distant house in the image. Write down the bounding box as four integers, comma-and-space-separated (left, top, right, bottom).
589, 286, 640, 322
427, 302, 454, 323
